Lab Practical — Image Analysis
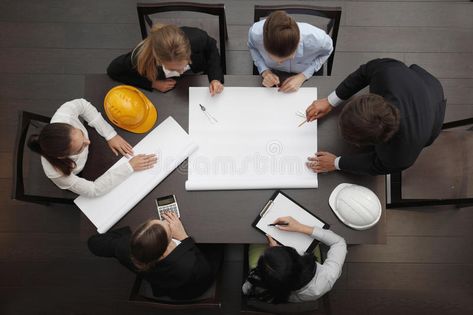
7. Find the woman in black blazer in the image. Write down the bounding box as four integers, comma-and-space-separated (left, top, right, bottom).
107, 24, 224, 95
88, 212, 220, 300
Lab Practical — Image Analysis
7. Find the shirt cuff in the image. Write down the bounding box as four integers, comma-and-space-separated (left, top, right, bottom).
327, 91, 344, 107
302, 68, 315, 80
334, 156, 341, 170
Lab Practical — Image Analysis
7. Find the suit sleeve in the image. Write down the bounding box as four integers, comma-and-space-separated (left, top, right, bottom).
335, 58, 391, 101
202, 32, 224, 83
87, 226, 136, 271
107, 52, 154, 91
338, 151, 392, 175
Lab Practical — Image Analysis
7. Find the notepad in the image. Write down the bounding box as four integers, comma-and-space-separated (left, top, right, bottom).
75, 116, 198, 234
253, 191, 329, 254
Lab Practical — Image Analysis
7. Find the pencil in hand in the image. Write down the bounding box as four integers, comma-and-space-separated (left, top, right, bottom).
268, 222, 289, 226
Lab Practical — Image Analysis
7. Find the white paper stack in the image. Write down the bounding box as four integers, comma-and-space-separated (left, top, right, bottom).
75, 117, 197, 233
186, 87, 318, 191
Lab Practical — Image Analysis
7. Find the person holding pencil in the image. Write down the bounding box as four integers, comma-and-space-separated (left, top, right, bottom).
243, 216, 347, 303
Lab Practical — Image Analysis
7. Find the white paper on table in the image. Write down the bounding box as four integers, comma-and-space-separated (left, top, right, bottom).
186, 87, 318, 191
256, 192, 326, 254
75, 117, 198, 233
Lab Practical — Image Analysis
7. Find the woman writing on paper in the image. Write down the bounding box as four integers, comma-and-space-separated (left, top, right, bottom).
88, 213, 223, 300
242, 216, 347, 303
28, 99, 157, 198
107, 24, 224, 96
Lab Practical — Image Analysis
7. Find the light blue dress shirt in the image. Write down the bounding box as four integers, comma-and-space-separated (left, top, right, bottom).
248, 20, 333, 79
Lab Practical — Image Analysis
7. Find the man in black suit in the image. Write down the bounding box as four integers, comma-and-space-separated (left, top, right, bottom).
305, 58, 446, 175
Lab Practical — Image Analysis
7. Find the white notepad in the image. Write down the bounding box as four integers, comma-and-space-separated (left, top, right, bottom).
75, 117, 198, 234
253, 191, 328, 254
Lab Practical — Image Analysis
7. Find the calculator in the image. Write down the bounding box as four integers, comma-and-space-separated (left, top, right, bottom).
155, 195, 180, 220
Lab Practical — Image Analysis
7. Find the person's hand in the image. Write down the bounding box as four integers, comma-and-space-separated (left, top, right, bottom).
306, 151, 337, 173
305, 98, 332, 122
261, 70, 280, 88
129, 154, 158, 171
278, 73, 306, 93
266, 234, 279, 247
152, 79, 176, 92
209, 80, 224, 96
107, 135, 134, 157
163, 212, 188, 241
271, 216, 314, 235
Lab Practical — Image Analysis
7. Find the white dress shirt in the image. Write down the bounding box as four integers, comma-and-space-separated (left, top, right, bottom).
41, 99, 133, 198
248, 20, 333, 79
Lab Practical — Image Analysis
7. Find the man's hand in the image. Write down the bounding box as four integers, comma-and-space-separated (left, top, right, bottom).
278, 73, 306, 93
306, 151, 337, 173
163, 212, 188, 241
129, 154, 158, 171
209, 80, 224, 96
305, 98, 332, 121
152, 79, 176, 92
261, 70, 280, 88
107, 135, 134, 156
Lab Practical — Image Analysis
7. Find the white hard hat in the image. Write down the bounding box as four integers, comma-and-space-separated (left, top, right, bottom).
329, 183, 382, 230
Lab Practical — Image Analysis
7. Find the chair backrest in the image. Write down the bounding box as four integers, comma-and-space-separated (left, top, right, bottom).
129, 266, 223, 310
389, 117, 473, 208
13, 111, 76, 204
137, 2, 227, 74
253, 5, 342, 76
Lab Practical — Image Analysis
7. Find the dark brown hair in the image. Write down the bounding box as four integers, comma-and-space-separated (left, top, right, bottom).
263, 11, 300, 58
130, 220, 169, 272
27, 123, 76, 176
339, 93, 401, 146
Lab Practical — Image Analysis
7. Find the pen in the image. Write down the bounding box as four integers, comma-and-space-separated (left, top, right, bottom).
268, 222, 289, 226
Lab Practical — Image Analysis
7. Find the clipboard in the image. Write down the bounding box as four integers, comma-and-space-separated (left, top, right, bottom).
252, 190, 330, 254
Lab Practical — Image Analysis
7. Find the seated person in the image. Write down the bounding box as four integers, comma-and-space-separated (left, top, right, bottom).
107, 24, 224, 96
305, 58, 446, 175
28, 99, 157, 197
242, 216, 346, 303
88, 213, 220, 300
248, 10, 333, 93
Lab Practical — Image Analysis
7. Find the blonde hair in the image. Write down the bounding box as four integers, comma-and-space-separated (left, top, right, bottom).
134, 24, 191, 82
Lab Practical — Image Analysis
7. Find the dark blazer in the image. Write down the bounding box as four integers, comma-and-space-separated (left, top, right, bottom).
107, 26, 224, 91
88, 227, 215, 300
335, 58, 446, 175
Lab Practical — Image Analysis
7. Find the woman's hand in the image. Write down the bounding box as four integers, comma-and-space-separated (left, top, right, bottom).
266, 234, 279, 247
152, 79, 176, 92
107, 135, 134, 157
271, 216, 314, 235
163, 212, 188, 241
209, 80, 224, 96
128, 154, 158, 171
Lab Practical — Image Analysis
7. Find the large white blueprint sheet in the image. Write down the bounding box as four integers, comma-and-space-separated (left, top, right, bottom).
186, 87, 318, 191
75, 117, 198, 233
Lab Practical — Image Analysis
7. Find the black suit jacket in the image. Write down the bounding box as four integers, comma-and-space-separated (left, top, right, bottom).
335, 58, 446, 175
88, 227, 215, 300
107, 26, 224, 91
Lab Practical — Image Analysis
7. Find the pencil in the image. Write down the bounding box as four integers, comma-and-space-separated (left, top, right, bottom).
298, 119, 307, 127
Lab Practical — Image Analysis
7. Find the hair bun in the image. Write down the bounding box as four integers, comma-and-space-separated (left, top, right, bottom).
27, 134, 42, 154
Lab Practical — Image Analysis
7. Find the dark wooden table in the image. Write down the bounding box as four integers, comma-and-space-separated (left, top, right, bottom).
80, 74, 386, 244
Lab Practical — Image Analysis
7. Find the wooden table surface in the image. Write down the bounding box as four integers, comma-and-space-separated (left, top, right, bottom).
79, 74, 386, 244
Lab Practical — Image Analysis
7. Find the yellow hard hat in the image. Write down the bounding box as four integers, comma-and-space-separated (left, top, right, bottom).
104, 85, 157, 133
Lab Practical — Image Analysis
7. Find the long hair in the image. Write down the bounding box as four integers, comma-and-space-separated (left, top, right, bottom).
263, 11, 300, 58
251, 246, 317, 303
339, 93, 401, 146
134, 24, 191, 82
130, 220, 169, 272
27, 123, 76, 176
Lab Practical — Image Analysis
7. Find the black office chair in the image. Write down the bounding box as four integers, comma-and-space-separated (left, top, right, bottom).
253, 5, 342, 76
388, 117, 473, 208
240, 244, 332, 315
128, 267, 223, 311
137, 2, 228, 74
12, 111, 76, 204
